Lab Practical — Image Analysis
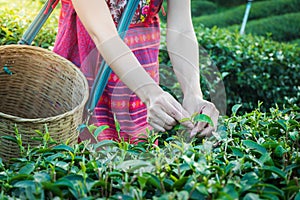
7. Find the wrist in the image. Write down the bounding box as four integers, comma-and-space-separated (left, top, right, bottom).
183, 87, 203, 100
135, 84, 164, 106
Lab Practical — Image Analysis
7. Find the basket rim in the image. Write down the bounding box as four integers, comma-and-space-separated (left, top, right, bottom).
0, 44, 89, 123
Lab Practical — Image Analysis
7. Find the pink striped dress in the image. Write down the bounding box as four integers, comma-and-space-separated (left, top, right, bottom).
53, 0, 163, 143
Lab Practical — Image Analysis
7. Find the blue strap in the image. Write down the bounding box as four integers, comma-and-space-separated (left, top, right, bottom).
18, 0, 59, 45
85, 0, 140, 114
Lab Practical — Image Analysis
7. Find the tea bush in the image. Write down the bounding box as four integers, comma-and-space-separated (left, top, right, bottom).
0, 105, 299, 199
228, 12, 300, 42
160, 25, 300, 114
1, 3, 299, 115
193, 0, 300, 29
191, 0, 218, 17
0, 1, 58, 49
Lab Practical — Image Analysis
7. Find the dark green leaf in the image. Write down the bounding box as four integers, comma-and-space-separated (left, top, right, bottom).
42, 182, 62, 197
276, 119, 287, 131
19, 163, 35, 175
294, 191, 300, 200
173, 177, 189, 190
108, 171, 123, 178
242, 140, 267, 155
52, 144, 74, 153
9, 174, 34, 183
34, 172, 51, 182
274, 145, 287, 157
230, 146, 244, 157
261, 166, 286, 179
1, 135, 17, 143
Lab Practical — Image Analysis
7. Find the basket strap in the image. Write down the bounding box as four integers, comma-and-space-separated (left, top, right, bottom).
84, 0, 140, 119
18, 0, 59, 45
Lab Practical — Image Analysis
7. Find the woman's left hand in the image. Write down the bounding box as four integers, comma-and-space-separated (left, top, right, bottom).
182, 95, 219, 138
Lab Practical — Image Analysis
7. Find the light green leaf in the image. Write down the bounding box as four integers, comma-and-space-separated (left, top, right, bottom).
94, 125, 109, 138
93, 140, 118, 149
232, 104, 242, 115
193, 114, 214, 127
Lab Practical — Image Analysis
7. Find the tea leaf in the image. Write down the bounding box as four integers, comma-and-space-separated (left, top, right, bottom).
232, 104, 242, 115
230, 147, 244, 157
193, 114, 214, 127
261, 166, 286, 180
93, 140, 118, 149
294, 191, 300, 200
173, 177, 189, 190
94, 125, 109, 138
42, 182, 62, 197
276, 119, 287, 131
108, 171, 123, 178
55, 161, 70, 171
53, 144, 74, 153
138, 175, 150, 189
242, 140, 267, 155
1, 136, 17, 143
19, 163, 35, 175
117, 160, 153, 173
243, 193, 261, 200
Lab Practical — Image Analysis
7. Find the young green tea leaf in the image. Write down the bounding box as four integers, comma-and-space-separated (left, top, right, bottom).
231, 104, 242, 115
94, 125, 109, 138
193, 114, 214, 127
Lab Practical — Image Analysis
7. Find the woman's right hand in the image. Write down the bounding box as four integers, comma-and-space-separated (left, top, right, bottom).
144, 90, 194, 132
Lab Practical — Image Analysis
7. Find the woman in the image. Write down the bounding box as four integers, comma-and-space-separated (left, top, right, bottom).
53, 0, 219, 143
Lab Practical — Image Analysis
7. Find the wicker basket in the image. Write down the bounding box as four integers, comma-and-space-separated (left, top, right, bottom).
0, 45, 89, 162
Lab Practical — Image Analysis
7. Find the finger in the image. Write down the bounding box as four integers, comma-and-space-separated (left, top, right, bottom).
198, 126, 214, 138
150, 122, 166, 132
148, 112, 175, 131
158, 112, 177, 127
189, 119, 209, 137
168, 103, 194, 129
148, 102, 177, 126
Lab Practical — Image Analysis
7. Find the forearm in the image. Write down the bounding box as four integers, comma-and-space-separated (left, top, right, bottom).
71, 0, 163, 104
166, 29, 203, 98
166, 0, 203, 98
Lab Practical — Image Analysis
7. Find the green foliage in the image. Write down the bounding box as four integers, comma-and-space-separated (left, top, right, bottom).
0, 1, 58, 48
193, 0, 300, 29
207, 0, 254, 7
228, 12, 300, 42
191, 0, 218, 17
160, 25, 300, 114
0, 105, 299, 199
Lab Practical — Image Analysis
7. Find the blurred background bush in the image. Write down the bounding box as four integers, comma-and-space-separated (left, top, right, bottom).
0, 0, 299, 115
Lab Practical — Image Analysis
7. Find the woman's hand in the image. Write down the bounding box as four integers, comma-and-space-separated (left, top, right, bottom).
143, 89, 194, 132
182, 95, 219, 138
